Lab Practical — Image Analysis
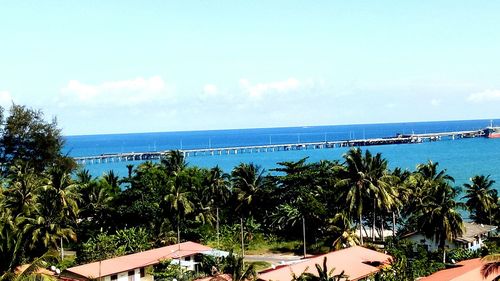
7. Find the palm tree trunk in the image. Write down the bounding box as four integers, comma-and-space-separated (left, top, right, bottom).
392, 211, 396, 238
240, 217, 245, 258
359, 213, 363, 245
372, 198, 376, 241
381, 217, 385, 242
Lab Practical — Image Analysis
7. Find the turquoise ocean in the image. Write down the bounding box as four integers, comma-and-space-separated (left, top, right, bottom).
64, 119, 500, 191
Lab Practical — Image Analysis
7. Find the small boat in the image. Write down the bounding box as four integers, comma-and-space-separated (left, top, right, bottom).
484, 120, 500, 138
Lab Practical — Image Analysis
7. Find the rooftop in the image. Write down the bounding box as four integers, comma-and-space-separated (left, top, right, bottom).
402, 222, 497, 243
419, 258, 497, 281
257, 246, 391, 281
64, 241, 212, 279
455, 222, 498, 243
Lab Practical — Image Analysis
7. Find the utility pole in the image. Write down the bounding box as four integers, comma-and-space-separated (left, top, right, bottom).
216, 208, 220, 249
302, 217, 307, 258
240, 218, 245, 260
60, 237, 64, 260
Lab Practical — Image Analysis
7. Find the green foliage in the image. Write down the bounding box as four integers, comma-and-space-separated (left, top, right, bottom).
0, 106, 492, 281
150, 259, 201, 281
378, 241, 446, 280
292, 257, 348, 281
0, 104, 74, 174
462, 175, 498, 224
77, 228, 151, 263
447, 248, 481, 262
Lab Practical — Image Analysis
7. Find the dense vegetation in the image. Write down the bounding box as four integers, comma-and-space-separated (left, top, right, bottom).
0, 104, 499, 280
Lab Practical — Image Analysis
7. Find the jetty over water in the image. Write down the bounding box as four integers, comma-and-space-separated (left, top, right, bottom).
73, 129, 484, 165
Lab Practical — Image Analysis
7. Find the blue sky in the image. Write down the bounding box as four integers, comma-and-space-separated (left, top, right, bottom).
1, 1, 500, 135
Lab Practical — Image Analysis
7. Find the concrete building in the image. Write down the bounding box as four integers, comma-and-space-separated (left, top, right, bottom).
61, 241, 226, 281
402, 222, 497, 252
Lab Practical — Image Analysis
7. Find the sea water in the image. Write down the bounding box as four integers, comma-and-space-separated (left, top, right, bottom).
63, 119, 500, 191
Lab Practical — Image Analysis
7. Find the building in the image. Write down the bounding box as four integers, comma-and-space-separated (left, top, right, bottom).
256, 246, 392, 281
61, 241, 226, 281
419, 258, 498, 281
402, 222, 497, 251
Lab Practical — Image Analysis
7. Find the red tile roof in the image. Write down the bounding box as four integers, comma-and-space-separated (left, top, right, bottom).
419, 258, 497, 281
65, 241, 212, 279
257, 246, 391, 281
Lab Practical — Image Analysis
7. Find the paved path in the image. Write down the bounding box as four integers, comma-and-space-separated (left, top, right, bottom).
244, 253, 305, 263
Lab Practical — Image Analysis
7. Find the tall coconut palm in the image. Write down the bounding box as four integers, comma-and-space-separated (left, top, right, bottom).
102, 170, 119, 191
24, 168, 78, 251
388, 168, 411, 238
165, 171, 194, 245
366, 152, 396, 241
481, 253, 500, 279
412, 182, 463, 262
3, 163, 42, 217
338, 148, 369, 244
416, 160, 455, 184
231, 163, 266, 219
203, 166, 231, 207
338, 148, 395, 244
462, 175, 498, 224
161, 150, 187, 175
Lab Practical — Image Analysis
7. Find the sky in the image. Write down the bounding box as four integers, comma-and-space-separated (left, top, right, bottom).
1, 1, 500, 136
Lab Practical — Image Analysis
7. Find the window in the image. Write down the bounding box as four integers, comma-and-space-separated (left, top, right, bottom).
140, 268, 145, 278
184, 256, 191, 261
128, 271, 134, 276
111, 275, 117, 281
128, 270, 135, 281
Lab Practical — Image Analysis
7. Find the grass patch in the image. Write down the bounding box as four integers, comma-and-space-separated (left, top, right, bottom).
250, 261, 272, 272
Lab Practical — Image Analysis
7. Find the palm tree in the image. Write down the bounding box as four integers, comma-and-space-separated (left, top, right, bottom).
0, 250, 58, 281
462, 175, 497, 224
102, 170, 119, 190
223, 253, 257, 281
74, 169, 92, 185
3, 163, 42, 217
161, 150, 187, 175
366, 152, 396, 241
328, 212, 359, 250
292, 257, 348, 281
481, 253, 500, 279
411, 182, 464, 262
416, 160, 455, 184
388, 168, 411, 238
126, 164, 134, 178
0, 210, 26, 277
164, 171, 194, 245
203, 166, 231, 207
338, 148, 395, 244
231, 163, 266, 218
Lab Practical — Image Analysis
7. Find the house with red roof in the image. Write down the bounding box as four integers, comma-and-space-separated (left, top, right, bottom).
256, 246, 391, 281
419, 258, 498, 281
61, 241, 226, 281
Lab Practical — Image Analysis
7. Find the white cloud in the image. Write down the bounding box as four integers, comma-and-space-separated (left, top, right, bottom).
467, 89, 500, 103
200, 84, 219, 100
59, 76, 171, 108
430, 99, 441, 107
239, 78, 302, 100
0, 91, 14, 108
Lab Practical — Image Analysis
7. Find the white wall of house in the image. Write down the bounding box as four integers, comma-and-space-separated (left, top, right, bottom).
406, 234, 460, 251
103, 267, 153, 281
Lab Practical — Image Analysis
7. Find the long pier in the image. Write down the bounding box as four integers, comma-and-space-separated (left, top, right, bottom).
73, 129, 484, 165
